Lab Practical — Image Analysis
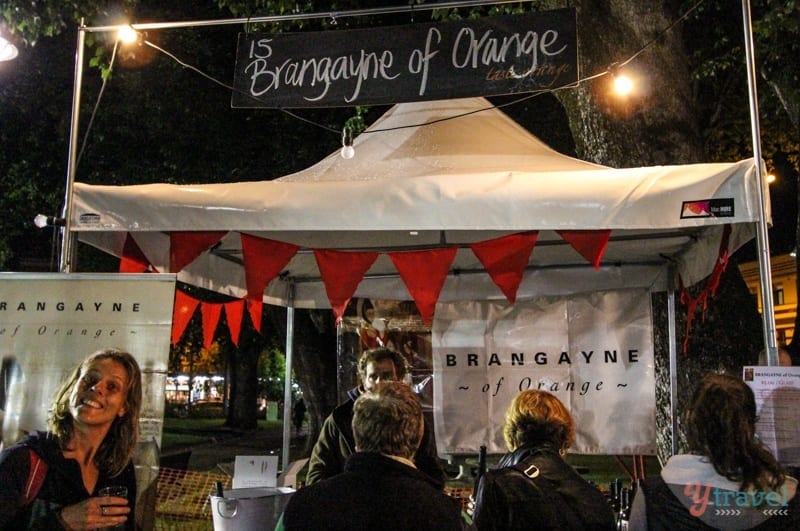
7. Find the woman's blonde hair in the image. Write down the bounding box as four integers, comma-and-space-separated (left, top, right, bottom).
49, 348, 142, 477
503, 390, 575, 452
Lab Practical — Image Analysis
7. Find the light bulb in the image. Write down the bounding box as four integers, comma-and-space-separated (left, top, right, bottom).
118, 25, 140, 45
341, 145, 355, 159
613, 74, 633, 96
0, 35, 18, 62
34, 214, 49, 228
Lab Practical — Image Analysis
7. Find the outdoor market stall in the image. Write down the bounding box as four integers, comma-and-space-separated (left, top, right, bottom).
70, 96, 764, 462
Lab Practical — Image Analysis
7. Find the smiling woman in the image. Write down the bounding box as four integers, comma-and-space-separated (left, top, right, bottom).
0, 348, 142, 530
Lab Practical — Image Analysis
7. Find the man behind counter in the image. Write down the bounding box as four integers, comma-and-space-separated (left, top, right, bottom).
305, 347, 446, 488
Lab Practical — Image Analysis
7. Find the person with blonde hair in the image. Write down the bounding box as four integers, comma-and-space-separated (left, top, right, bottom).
279, 381, 466, 530
0, 348, 142, 529
473, 389, 615, 530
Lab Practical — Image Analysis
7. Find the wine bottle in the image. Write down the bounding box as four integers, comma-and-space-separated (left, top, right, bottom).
617, 487, 630, 531
609, 478, 621, 516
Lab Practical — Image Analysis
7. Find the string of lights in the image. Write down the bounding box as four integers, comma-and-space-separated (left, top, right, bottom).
79, 1, 707, 164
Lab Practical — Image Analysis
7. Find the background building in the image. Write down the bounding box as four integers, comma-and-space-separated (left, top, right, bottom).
739, 254, 797, 345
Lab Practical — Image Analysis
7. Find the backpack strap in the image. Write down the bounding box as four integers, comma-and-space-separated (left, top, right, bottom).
515, 462, 541, 479
23, 448, 47, 506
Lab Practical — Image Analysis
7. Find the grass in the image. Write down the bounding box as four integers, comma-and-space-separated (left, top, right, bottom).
161, 416, 660, 485
161, 416, 284, 452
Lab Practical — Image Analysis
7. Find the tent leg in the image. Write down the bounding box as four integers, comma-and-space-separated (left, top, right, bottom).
667, 286, 679, 457
742, 0, 778, 362
281, 284, 295, 473
59, 25, 85, 273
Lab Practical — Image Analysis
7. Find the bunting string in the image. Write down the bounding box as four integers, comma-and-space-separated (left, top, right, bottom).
135, 229, 613, 345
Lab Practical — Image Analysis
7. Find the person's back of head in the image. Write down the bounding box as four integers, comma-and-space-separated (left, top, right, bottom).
503, 390, 575, 453
352, 381, 422, 460
687, 373, 784, 491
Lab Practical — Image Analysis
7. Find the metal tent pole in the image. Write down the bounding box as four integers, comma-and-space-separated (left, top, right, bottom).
741, 0, 778, 364
281, 284, 296, 474
667, 284, 679, 456
59, 25, 85, 273
81, 0, 538, 33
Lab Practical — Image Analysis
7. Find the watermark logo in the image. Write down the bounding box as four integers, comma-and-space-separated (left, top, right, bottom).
684, 482, 789, 517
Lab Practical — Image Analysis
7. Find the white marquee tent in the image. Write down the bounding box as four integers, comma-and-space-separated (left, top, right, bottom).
71, 97, 765, 463
72, 97, 762, 307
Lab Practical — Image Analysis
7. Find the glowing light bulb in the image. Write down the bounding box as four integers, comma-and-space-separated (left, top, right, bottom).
33, 214, 49, 228
118, 25, 139, 45
341, 145, 355, 159
0, 34, 18, 62
613, 74, 633, 96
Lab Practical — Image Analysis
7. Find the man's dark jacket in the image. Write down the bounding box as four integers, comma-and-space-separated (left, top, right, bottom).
282, 452, 464, 530
306, 387, 446, 487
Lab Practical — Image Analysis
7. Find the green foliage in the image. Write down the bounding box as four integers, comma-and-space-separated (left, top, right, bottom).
0, 0, 138, 46
428, 0, 537, 21
259, 345, 288, 401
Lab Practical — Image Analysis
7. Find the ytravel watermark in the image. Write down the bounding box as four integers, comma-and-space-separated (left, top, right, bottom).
685, 483, 790, 517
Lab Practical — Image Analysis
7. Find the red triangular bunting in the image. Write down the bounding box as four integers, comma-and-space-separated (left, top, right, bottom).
314, 250, 379, 324
169, 231, 227, 273
224, 300, 245, 347
247, 299, 263, 334
119, 233, 153, 273
389, 247, 458, 326
240, 234, 299, 301
557, 230, 612, 270
201, 302, 223, 350
470, 232, 538, 304
172, 290, 200, 345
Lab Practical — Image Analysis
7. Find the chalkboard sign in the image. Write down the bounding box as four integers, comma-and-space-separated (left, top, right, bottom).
232, 8, 577, 108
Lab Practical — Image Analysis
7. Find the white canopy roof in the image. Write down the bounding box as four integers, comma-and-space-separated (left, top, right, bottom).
72, 97, 762, 309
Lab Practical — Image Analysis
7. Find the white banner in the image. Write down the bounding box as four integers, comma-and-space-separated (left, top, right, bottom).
744, 366, 800, 466
0, 273, 175, 448
432, 289, 656, 456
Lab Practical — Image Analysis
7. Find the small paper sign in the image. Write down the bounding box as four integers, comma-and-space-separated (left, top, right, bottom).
232, 455, 279, 489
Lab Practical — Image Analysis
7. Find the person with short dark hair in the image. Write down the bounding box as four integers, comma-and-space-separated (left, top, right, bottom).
630, 373, 800, 530
0, 348, 142, 529
305, 347, 445, 487
472, 389, 615, 530
278, 381, 467, 530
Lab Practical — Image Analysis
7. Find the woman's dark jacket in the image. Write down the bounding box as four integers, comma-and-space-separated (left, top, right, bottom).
637, 474, 800, 530
473, 444, 615, 531
0, 431, 137, 530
